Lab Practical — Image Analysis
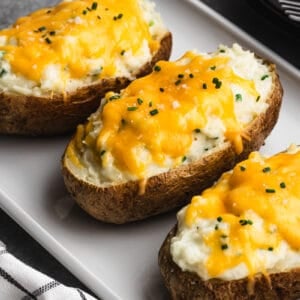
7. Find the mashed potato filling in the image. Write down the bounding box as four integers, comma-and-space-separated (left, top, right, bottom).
171, 145, 300, 281
0, 0, 167, 94
66, 44, 272, 185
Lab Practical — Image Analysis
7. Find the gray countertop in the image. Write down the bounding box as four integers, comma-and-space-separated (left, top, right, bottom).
0, 0, 299, 299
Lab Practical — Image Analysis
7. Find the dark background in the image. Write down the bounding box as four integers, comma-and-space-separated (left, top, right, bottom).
0, 0, 299, 298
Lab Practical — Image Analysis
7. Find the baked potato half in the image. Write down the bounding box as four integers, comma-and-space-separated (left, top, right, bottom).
0, 0, 172, 135
62, 44, 283, 224
159, 145, 300, 299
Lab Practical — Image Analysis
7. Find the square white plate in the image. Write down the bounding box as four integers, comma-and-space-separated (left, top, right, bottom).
0, 0, 300, 299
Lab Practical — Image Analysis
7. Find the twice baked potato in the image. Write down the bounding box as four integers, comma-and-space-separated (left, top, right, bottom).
159, 145, 300, 299
62, 44, 283, 224
0, 0, 172, 135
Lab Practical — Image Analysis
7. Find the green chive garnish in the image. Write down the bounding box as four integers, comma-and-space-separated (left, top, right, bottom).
182, 156, 187, 162
240, 166, 246, 171
221, 244, 228, 250
109, 94, 120, 100
210, 65, 216, 70
235, 94, 242, 102
120, 50, 125, 56
262, 167, 271, 173
178, 74, 184, 78
154, 65, 161, 72
127, 106, 137, 111
49, 31, 56, 36
92, 2, 98, 10
280, 182, 286, 188
189, 73, 194, 78
45, 37, 52, 44
239, 219, 253, 226
38, 26, 46, 32
268, 247, 273, 251
137, 98, 143, 105
219, 49, 225, 53
261, 74, 269, 80
217, 216, 222, 222
0, 69, 7, 77
202, 83, 207, 89
175, 79, 181, 86
194, 128, 201, 133
100, 150, 106, 156
256, 96, 261, 102
265, 188, 276, 193
150, 109, 159, 116
159, 87, 164, 92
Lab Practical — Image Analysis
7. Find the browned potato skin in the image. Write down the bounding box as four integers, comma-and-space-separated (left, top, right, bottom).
159, 226, 300, 300
0, 32, 172, 136
61, 62, 283, 224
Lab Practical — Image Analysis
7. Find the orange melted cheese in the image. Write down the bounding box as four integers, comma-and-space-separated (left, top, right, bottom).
0, 0, 158, 82
76, 51, 259, 179
184, 147, 300, 278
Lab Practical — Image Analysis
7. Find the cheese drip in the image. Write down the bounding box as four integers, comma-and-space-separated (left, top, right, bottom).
0, 0, 158, 82
184, 145, 300, 278
81, 51, 259, 178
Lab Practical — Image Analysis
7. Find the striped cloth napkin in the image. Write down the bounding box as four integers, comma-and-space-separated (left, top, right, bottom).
0, 241, 97, 300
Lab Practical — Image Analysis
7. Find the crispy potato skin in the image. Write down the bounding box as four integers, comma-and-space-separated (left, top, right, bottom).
61, 62, 283, 224
0, 32, 172, 136
159, 226, 300, 300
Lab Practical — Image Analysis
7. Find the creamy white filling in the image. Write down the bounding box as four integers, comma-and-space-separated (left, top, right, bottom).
171, 208, 300, 281
72, 44, 273, 186
0, 0, 168, 96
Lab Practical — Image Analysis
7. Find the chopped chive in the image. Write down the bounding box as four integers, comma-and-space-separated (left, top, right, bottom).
121, 118, 126, 125
137, 98, 143, 105
149, 20, 154, 26
0, 69, 7, 77
45, 37, 52, 44
256, 95, 261, 102
97, 15, 101, 19
149, 101, 153, 107
221, 244, 228, 250
86, 7, 92, 12
189, 73, 194, 78
178, 74, 184, 78
261, 74, 269, 80
120, 50, 126, 56
154, 65, 161, 72
219, 49, 225, 53
127, 106, 137, 111
150, 109, 159, 116
38, 26, 46, 32
159, 87, 164, 92
49, 31, 56, 36
221, 234, 228, 238
92, 2, 98, 10
239, 219, 253, 226
100, 150, 106, 156
217, 216, 222, 222
212, 77, 222, 89
215, 225, 219, 230
82, 10, 87, 15
280, 182, 286, 189
46, 10, 52, 14
109, 94, 120, 100
114, 13, 123, 20
265, 188, 276, 193
235, 94, 242, 102
194, 128, 201, 133
262, 167, 271, 173
202, 83, 207, 89
240, 166, 246, 171
182, 156, 187, 162
268, 247, 273, 251
175, 79, 181, 86
210, 66, 216, 70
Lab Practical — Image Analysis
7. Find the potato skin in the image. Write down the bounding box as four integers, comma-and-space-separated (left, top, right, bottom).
159, 226, 300, 300
0, 32, 172, 136
61, 61, 283, 224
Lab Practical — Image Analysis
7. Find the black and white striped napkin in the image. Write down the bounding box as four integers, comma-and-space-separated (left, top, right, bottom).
0, 241, 97, 300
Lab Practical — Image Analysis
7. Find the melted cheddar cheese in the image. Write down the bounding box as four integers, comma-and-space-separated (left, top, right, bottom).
171, 145, 300, 281
0, 0, 167, 94
66, 44, 271, 185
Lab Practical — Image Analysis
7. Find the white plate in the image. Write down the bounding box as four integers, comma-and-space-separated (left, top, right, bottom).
0, 0, 300, 299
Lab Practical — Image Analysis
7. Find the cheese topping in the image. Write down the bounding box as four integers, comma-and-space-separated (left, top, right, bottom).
171, 145, 300, 281
0, 0, 167, 94
66, 44, 272, 185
